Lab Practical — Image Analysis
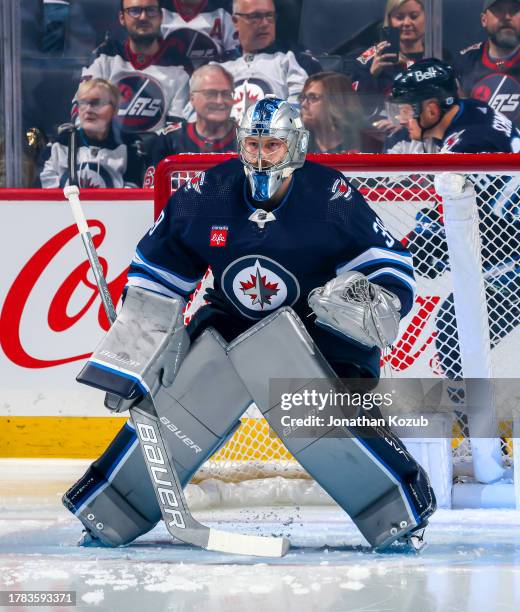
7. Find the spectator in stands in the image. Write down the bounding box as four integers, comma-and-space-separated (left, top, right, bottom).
218, 0, 321, 122
81, 0, 191, 135
299, 72, 363, 153
351, 0, 426, 121
38, 79, 145, 188
160, 0, 238, 66
454, 0, 520, 127
150, 64, 237, 171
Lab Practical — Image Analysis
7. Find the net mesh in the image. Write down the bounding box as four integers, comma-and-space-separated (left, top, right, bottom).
156, 155, 519, 484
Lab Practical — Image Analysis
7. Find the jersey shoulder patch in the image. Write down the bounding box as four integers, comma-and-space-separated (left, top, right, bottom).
459, 41, 483, 56
441, 129, 466, 152
162, 121, 184, 134
182, 171, 206, 195
357, 45, 377, 65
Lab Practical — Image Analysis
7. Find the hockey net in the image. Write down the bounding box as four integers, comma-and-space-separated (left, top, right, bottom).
154, 153, 519, 494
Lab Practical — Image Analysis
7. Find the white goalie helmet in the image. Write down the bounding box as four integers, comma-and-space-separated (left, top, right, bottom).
237, 97, 309, 201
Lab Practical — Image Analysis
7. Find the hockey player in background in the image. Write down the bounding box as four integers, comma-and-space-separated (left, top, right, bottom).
81, 0, 191, 135
63, 97, 436, 552
390, 58, 520, 377
454, 0, 520, 127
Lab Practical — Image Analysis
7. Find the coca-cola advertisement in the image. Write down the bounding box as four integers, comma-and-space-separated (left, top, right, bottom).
0, 190, 153, 416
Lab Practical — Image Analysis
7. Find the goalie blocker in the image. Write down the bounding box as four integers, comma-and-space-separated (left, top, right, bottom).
65, 287, 435, 550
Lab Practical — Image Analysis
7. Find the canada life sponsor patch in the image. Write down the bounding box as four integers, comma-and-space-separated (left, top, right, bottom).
210, 225, 228, 247
221, 255, 300, 319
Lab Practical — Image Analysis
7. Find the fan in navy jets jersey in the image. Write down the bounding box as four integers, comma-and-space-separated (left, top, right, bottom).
160, 0, 238, 66
81, 0, 192, 134
454, 0, 520, 126
214, 0, 320, 122
130, 97, 416, 379
391, 58, 520, 377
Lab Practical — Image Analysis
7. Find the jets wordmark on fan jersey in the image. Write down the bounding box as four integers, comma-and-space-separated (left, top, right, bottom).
455, 41, 520, 125
82, 39, 191, 134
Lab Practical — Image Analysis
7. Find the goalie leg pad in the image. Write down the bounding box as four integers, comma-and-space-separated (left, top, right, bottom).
77, 286, 189, 401
227, 308, 436, 549
64, 328, 252, 546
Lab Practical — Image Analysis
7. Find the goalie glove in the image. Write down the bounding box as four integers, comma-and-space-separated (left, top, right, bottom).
308, 271, 401, 350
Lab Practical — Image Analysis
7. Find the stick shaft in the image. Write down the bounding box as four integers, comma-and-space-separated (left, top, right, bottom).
62, 184, 288, 556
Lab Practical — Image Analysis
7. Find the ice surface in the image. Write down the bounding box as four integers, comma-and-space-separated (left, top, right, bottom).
1, 460, 519, 611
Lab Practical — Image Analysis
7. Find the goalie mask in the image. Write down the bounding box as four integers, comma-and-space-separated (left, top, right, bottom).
238, 97, 309, 201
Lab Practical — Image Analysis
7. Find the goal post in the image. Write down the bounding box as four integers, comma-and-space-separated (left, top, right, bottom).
154, 153, 520, 509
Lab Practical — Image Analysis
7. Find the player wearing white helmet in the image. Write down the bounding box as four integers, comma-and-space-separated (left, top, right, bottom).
64, 97, 435, 553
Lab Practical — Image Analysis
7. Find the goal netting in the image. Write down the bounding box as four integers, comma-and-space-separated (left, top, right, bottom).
154, 153, 519, 508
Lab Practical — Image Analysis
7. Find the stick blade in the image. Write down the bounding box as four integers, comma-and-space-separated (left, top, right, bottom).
207, 529, 290, 557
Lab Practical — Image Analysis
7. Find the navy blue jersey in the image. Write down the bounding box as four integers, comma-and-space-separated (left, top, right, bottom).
440, 98, 520, 153
128, 159, 415, 360
454, 41, 520, 126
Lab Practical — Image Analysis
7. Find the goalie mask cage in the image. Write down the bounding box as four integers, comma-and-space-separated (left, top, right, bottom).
154, 153, 520, 510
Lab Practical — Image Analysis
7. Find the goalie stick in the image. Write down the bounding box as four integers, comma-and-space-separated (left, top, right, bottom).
60, 124, 289, 558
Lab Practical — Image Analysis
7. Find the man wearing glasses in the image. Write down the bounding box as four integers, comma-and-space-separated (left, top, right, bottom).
160, 0, 239, 66
148, 64, 237, 179
455, 0, 520, 127
81, 0, 191, 135
38, 78, 145, 188
219, 0, 321, 122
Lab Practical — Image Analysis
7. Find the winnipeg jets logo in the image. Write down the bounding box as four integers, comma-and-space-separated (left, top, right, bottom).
221, 255, 300, 319
232, 78, 272, 122
330, 178, 352, 201
184, 172, 205, 194
116, 75, 165, 132
240, 263, 280, 308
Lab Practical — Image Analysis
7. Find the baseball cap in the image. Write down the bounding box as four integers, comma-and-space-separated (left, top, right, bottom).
483, 0, 520, 11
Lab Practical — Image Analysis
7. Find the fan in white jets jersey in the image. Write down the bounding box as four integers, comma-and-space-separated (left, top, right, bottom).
215, 0, 321, 122
81, 0, 192, 134
38, 78, 145, 188
160, 0, 239, 66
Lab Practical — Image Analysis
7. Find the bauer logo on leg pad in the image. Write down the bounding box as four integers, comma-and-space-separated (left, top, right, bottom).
136, 422, 186, 529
